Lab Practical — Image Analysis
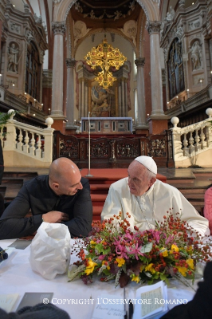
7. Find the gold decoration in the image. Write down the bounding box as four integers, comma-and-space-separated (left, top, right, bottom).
85, 38, 127, 89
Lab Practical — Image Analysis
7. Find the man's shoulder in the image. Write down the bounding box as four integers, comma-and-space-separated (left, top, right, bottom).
24, 175, 48, 189
110, 178, 128, 190
81, 177, 89, 185
155, 179, 181, 194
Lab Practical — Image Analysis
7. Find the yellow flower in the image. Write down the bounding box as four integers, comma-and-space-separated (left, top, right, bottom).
131, 275, 140, 283
186, 258, 194, 269
90, 240, 96, 247
161, 248, 168, 257
84, 258, 97, 275
170, 244, 179, 254
177, 266, 187, 277
145, 263, 156, 274
187, 246, 192, 252
102, 260, 110, 270
140, 265, 145, 272
116, 257, 125, 267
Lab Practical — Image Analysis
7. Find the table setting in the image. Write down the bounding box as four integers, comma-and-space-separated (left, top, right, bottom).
0, 213, 210, 319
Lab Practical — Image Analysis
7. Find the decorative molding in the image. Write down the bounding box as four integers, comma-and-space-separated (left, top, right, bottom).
52, 21, 66, 35
66, 58, 76, 68
9, 22, 21, 34
73, 20, 90, 47
64, 0, 78, 21
188, 19, 200, 31
120, 20, 137, 46
135, 58, 145, 67
176, 25, 184, 40
25, 28, 34, 42
147, 21, 161, 34
179, 0, 185, 7
137, 0, 149, 22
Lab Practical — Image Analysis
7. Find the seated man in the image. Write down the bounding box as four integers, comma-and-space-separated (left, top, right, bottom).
0, 157, 92, 239
101, 156, 209, 237
161, 261, 212, 319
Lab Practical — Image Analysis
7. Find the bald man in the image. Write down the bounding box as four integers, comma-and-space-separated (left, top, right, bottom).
101, 156, 209, 237
0, 158, 92, 239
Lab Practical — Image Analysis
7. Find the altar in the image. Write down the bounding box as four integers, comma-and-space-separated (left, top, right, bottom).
81, 117, 133, 134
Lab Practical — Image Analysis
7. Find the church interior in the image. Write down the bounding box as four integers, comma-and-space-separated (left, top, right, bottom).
1, 2, 212, 317
0, 0, 212, 216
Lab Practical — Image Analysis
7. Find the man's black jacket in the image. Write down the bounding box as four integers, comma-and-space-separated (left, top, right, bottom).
0, 175, 92, 239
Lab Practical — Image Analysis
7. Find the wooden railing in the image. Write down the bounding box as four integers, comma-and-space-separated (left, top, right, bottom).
53, 131, 174, 168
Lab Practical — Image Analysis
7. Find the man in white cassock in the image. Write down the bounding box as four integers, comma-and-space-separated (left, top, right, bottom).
101, 156, 209, 237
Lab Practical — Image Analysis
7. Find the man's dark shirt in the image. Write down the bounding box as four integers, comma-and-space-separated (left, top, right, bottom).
0, 175, 92, 239
161, 261, 212, 319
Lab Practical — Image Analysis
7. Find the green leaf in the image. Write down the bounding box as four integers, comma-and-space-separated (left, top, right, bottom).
68, 264, 85, 281
140, 242, 153, 253
0, 111, 15, 126
95, 243, 111, 255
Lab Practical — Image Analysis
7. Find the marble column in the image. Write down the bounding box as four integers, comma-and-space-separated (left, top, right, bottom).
79, 80, 82, 118
147, 21, 164, 116
135, 58, 147, 127
125, 80, 128, 117
121, 79, 125, 116
85, 82, 88, 117
51, 22, 66, 118
81, 79, 85, 117
66, 58, 76, 129
118, 85, 122, 116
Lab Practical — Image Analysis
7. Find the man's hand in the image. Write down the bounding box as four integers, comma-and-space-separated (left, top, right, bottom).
42, 211, 69, 223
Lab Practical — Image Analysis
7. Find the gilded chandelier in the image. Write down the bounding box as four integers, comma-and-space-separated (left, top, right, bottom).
84, 38, 127, 89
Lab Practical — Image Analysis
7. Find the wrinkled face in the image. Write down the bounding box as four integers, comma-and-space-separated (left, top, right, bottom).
54, 170, 83, 196
127, 161, 154, 196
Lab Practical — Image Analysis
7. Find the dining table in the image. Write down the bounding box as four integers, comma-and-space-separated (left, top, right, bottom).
0, 238, 201, 319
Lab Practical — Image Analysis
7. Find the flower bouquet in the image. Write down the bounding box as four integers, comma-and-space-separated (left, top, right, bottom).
68, 212, 212, 288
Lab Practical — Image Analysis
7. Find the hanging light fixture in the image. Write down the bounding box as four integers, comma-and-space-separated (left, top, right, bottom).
84, 37, 127, 89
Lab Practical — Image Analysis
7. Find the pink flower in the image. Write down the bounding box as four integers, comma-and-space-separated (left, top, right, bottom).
98, 255, 106, 260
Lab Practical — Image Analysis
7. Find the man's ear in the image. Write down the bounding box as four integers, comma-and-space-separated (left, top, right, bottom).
149, 177, 156, 188
52, 182, 59, 190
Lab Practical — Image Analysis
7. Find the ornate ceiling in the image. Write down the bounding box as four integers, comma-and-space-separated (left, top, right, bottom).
71, 0, 141, 28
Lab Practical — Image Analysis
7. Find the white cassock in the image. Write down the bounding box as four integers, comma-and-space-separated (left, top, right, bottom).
101, 178, 209, 237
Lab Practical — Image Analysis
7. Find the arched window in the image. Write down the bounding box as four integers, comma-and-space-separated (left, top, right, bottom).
168, 38, 185, 100
25, 42, 41, 100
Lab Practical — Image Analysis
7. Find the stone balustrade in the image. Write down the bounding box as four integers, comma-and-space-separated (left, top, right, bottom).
1, 110, 54, 168
171, 108, 212, 167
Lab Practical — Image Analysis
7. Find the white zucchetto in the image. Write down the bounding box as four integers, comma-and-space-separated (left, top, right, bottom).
134, 156, 157, 175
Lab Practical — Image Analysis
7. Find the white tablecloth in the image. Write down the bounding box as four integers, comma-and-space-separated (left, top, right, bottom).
0, 239, 199, 319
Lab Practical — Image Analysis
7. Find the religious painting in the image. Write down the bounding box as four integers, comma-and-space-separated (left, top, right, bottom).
168, 38, 185, 100
90, 81, 117, 117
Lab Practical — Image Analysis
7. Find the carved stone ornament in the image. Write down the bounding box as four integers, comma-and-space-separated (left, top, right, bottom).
7, 42, 19, 73
66, 58, 76, 68
188, 40, 202, 71
147, 21, 161, 34
135, 57, 145, 67
120, 20, 137, 45
176, 25, 184, 39
73, 21, 90, 46
24, 3, 30, 13
152, 0, 160, 4
179, 0, 185, 7
52, 22, 66, 35
25, 28, 34, 42
10, 23, 21, 34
